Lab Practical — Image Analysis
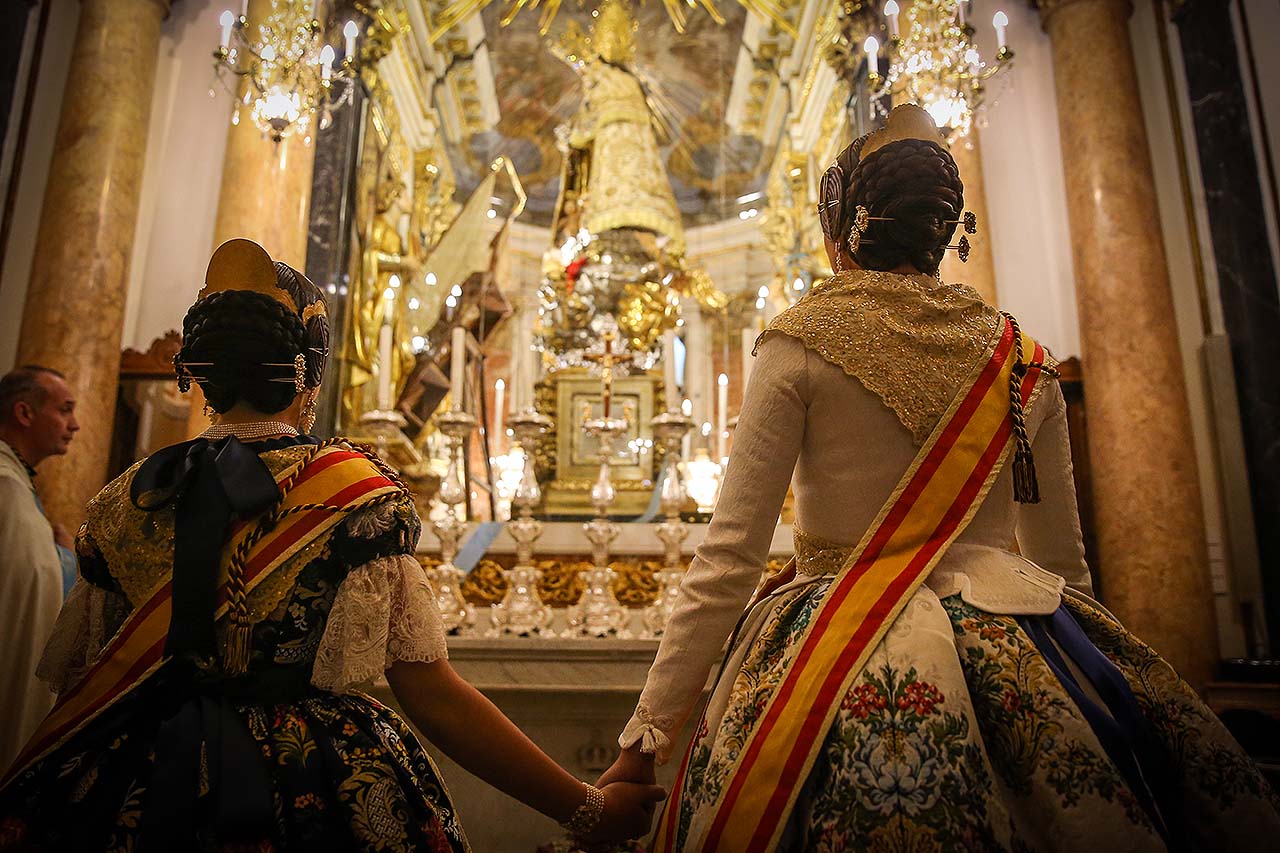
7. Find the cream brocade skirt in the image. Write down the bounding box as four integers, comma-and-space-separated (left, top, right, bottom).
671, 573, 1280, 852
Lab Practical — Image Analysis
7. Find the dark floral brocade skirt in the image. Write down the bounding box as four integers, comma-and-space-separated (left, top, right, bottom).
674, 582, 1280, 852
0, 690, 468, 853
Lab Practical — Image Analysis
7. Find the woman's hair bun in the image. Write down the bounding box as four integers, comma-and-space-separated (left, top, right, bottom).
178, 264, 328, 415
823, 135, 965, 275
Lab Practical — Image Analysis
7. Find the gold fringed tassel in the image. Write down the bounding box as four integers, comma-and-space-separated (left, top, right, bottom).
1012, 441, 1041, 504
225, 619, 253, 675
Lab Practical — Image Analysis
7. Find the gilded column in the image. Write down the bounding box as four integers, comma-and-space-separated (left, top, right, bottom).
940, 135, 998, 304
1039, 0, 1217, 687
15, 0, 169, 528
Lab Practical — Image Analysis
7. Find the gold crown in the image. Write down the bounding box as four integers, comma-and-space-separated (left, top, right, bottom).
200, 238, 299, 313
858, 104, 948, 163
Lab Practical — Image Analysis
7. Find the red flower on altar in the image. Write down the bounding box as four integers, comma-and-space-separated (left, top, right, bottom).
565, 258, 586, 291
898, 681, 944, 716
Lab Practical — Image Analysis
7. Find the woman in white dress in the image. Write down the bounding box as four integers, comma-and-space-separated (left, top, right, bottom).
599, 105, 1280, 852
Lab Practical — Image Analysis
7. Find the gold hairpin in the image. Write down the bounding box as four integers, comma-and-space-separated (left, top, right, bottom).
944, 211, 978, 234
848, 205, 893, 254
947, 235, 972, 263
263, 354, 308, 393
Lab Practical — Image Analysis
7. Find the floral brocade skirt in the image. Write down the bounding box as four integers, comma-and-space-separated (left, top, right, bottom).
672, 582, 1280, 852
0, 691, 468, 853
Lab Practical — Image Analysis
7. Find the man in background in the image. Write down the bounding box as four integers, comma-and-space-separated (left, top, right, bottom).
0, 365, 80, 774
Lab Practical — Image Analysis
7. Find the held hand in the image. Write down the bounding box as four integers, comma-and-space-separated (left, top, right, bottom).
52, 523, 73, 550
596, 745, 656, 788
580, 781, 667, 845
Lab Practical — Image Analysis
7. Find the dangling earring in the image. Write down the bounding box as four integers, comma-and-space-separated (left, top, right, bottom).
299, 390, 318, 434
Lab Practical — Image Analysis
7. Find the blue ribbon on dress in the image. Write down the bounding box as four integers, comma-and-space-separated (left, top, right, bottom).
1019, 606, 1188, 851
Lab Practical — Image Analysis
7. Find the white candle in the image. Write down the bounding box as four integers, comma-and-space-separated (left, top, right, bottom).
377, 322, 393, 410
320, 44, 334, 81
219, 10, 235, 50
662, 329, 677, 412
864, 36, 880, 77
993, 11, 1009, 50
716, 373, 728, 462
450, 326, 466, 411
957, 0, 967, 27
741, 328, 755, 391
681, 398, 693, 457
493, 378, 506, 453
884, 0, 900, 39
344, 20, 358, 61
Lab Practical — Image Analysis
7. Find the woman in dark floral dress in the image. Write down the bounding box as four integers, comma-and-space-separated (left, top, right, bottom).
0, 240, 663, 851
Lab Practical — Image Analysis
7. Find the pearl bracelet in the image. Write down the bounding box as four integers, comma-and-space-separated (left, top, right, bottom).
561, 783, 605, 838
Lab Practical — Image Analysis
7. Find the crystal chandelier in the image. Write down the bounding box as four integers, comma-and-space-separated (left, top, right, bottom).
212, 0, 360, 143
860, 0, 1013, 139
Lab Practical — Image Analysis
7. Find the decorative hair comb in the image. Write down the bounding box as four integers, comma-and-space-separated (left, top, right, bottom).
848, 205, 893, 254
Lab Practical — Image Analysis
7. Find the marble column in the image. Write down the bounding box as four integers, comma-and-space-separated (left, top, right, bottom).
15, 0, 169, 528
940, 135, 998, 304
1039, 0, 1217, 688
1173, 0, 1280, 654
305, 83, 367, 437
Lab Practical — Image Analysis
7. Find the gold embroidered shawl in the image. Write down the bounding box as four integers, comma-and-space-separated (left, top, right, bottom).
758, 270, 1003, 444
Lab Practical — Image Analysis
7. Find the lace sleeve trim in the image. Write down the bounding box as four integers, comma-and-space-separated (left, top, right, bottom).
312, 554, 449, 693
618, 702, 677, 764
37, 579, 122, 694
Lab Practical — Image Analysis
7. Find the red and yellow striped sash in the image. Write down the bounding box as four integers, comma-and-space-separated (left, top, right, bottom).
1, 444, 400, 787
656, 318, 1051, 852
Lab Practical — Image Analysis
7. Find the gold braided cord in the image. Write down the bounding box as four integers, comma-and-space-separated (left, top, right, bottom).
222, 438, 411, 673
1000, 311, 1060, 505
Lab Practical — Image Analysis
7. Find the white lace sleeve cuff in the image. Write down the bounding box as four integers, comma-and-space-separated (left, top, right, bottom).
312, 554, 449, 693
618, 703, 677, 764
37, 579, 114, 695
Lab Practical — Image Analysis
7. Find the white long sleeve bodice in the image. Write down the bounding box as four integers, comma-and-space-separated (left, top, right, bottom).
621, 320, 1092, 761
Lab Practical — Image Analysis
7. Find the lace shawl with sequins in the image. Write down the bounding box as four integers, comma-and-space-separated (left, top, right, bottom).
757, 270, 1003, 445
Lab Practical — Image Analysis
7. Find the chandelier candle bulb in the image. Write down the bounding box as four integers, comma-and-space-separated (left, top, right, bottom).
865, 36, 880, 77
344, 20, 358, 62
957, 0, 967, 27
451, 326, 466, 412
219, 10, 234, 50
993, 11, 1009, 50
320, 44, 334, 81
884, 0, 900, 39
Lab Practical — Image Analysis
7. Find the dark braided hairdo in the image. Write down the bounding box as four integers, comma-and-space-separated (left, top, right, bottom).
822, 136, 965, 276
179, 262, 329, 414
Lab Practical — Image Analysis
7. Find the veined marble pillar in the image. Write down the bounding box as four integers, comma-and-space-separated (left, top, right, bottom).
940, 135, 998, 304
16, 0, 169, 528
1040, 0, 1217, 688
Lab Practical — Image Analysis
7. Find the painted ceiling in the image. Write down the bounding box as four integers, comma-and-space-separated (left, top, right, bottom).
446, 3, 772, 227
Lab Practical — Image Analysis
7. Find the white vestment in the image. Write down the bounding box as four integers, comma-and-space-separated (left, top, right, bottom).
0, 441, 63, 775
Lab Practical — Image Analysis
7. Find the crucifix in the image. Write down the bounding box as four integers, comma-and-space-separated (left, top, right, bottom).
583, 329, 624, 418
